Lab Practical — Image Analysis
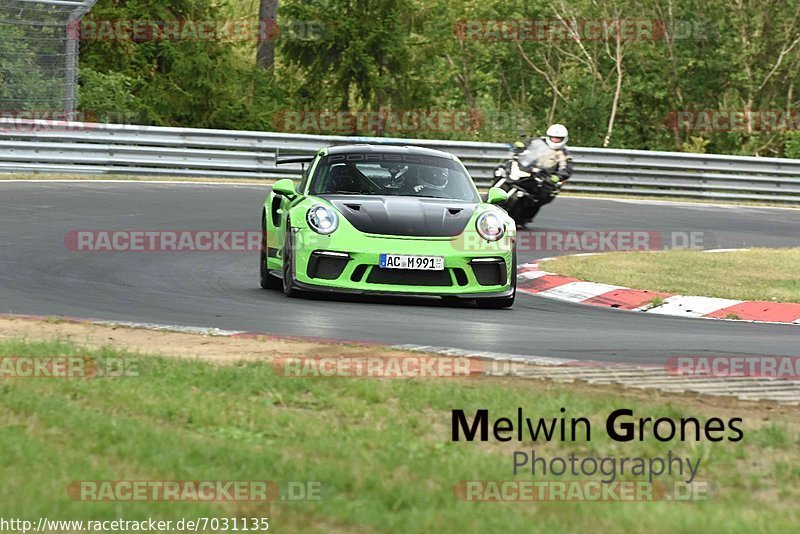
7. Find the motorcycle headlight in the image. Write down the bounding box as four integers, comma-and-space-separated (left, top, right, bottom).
307, 204, 338, 235
476, 211, 505, 242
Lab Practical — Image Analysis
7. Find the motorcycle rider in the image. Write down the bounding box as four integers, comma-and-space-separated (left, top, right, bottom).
495, 124, 574, 226
514, 124, 573, 183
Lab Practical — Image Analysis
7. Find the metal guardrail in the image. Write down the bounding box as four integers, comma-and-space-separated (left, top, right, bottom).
2, 119, 800, 203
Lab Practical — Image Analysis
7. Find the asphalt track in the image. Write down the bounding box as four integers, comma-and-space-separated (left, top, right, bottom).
0, 182, 797, 365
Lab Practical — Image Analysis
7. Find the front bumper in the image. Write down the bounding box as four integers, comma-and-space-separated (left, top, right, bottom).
279, 229, 514, 297
293, 279, 515, 299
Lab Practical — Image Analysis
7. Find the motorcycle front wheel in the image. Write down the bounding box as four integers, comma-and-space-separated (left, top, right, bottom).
502, 195, 537, 228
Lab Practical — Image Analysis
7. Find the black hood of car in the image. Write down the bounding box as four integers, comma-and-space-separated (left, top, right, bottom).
322, 195, 478, 237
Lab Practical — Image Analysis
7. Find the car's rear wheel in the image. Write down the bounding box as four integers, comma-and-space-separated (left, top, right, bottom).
260, 214, 281, 290
282, 224, 300, 298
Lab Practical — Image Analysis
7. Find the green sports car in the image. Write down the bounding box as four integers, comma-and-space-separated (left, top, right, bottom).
260, 144, 517, 308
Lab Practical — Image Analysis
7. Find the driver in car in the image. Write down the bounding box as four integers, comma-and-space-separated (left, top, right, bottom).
324, 164, 362, 194
401, 167, 450, 195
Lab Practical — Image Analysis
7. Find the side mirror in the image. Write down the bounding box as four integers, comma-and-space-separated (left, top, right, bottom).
272, 178, 297, 198
487, 187, 508, 205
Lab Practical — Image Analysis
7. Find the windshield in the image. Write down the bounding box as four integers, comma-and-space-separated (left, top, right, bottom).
309, 153, 480, 202
517, 138, 552, 170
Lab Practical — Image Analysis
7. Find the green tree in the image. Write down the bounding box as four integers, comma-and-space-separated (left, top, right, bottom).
78, 0, 272, 128
0, 24, 65, 111
74, 0, 800, 156
279, 0, 415, 111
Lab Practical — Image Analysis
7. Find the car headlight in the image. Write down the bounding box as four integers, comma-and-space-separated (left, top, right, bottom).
476, 211, 505, 242
307, 204, 339, 235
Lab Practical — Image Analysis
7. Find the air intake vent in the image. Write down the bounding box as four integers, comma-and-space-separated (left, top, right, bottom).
453, 268, 468, 286
351, 264, 369, 282
471, 259, 507, 286
307, 251, 350, 280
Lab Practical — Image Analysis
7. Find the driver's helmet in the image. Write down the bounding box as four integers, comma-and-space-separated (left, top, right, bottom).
326, 164, 360, 193
545, 124, 569, 150
419, 167, 449, 190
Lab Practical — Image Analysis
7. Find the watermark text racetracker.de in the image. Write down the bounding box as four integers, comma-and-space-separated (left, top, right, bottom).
65, 229, 712, 253
514, 229, 706, 253
453, 18, 711, 42
273, 110, 481, 133
68, 480, 321, 502
272, 109, 573, 134
64, 230, 263, 253
665, 110, 800, 132
0, 110, 138, 133
667, 356, 800, 379
0, 356, 138, 378
69, 18, 325, 42
453, 479, 711, 502
457, 230, 710, 253
271, 355, 517, 379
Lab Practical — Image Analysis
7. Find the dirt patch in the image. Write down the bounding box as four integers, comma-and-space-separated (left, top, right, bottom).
0, 316, 398, 364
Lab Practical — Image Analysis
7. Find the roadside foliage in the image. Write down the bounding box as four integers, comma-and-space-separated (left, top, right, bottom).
69, 0, 800, 157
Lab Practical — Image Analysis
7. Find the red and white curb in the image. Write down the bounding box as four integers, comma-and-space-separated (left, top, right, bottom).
518, 257, 800, 325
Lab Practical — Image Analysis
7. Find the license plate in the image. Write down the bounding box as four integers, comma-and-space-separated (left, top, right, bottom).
379, 254, 444, 271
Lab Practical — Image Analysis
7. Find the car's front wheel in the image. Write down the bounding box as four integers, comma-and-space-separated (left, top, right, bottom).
476, 292, 515, 309
282, 225, 300, 298
260, 215, 281, 290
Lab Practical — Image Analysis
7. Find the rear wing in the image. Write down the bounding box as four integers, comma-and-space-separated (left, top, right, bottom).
275, 149, 315, 166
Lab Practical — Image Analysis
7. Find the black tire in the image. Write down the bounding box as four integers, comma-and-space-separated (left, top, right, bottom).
504, 194, 537, 228
476, 297, 513, 309
527, 202, 542, 220
282, 224, 301, 298
260, 214, 281, 290
476, 251, 516, 309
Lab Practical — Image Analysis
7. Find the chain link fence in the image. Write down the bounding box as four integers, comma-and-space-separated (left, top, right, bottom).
0, 0, 96, 116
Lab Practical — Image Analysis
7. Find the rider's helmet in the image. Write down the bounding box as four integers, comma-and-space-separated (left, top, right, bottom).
418, 167, 449, 190
545, 124, 569, 150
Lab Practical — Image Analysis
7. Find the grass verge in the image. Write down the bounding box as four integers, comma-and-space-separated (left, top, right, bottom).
544, 248, 800, 303
0, 334, 799, 532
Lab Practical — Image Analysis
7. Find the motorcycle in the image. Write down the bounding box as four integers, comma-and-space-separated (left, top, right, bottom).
491, 137, 563, 227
